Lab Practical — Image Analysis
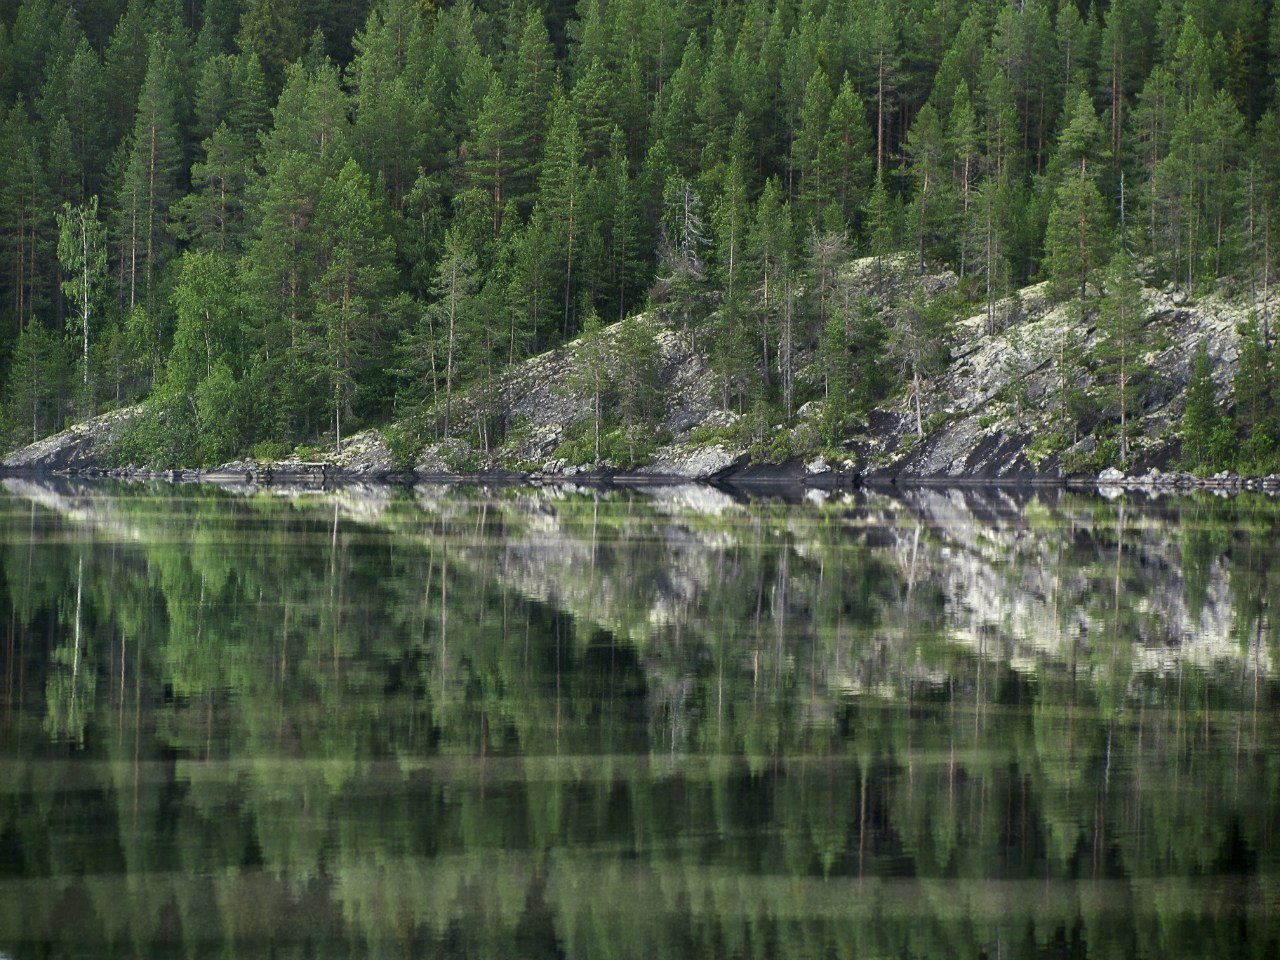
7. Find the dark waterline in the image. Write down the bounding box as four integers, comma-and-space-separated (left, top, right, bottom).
0, 479, 1277, 959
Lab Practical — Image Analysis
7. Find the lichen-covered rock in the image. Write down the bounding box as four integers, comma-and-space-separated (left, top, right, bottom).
630, 443, 747, 480
416, 438, 472, 475
3, 406, 140, 472
9, 260, 1274, 488
868, 285, 1265, 481
805, 456, 831, 475
324, 430, 394, 475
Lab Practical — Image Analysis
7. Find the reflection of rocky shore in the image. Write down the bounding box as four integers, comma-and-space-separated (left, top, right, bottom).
4, 480, 1276, 960
8, 478, 1273, 701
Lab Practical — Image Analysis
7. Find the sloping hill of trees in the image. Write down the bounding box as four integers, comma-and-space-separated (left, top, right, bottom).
2, 0, 1280, 474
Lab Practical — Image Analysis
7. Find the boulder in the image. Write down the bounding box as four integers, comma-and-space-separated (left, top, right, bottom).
3, 406, 140, 472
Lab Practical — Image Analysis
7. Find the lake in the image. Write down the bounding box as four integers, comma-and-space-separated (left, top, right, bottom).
0, 479, 1276, 959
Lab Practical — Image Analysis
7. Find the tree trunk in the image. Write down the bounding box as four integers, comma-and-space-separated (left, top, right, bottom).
877, 55, 885, 175
913, 361, 923, 438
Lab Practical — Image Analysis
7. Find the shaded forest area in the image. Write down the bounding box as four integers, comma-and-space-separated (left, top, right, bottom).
3, 0, 1280, 471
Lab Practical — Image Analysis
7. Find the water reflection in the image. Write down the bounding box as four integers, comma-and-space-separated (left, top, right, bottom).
0, 479, 1277, 959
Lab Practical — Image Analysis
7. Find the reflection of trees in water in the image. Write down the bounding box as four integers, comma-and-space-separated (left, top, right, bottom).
0, 481, 1277, 958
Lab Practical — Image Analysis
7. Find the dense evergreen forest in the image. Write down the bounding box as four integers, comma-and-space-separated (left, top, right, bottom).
2, 0, 1280, 470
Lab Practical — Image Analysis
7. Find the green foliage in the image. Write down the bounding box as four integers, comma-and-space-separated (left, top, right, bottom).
1063, 434, 1122, 475
249, 439, 289, 462
381, 423, 421, 473
1182, 341, 1231, 472
0, 0, 1278, 468
1044, 171, 1111, 300
56, 196, 108, 403
2, 321, 69, 445
1232, 315, 1277, 470
1094, 251, 1152, 467
1026, 430, 1069, 466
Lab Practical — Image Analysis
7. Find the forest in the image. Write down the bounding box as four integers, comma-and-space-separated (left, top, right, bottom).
2, 0, 1280, 471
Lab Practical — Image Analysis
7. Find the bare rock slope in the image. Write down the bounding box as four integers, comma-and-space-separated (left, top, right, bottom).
2, 263, 1265, 484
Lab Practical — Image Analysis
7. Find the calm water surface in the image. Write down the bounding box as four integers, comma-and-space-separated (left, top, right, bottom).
0, 479, 1277, 959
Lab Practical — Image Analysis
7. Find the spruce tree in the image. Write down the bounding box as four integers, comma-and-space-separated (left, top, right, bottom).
1044, 172, 1111, 300
1182, 340, 1229, 471
3, 320, 68, 445
1233, 315, 1275, 465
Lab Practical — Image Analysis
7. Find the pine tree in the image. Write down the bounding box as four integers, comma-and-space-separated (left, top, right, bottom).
603, 126, 644, 321
614, 315, 663, 463
1161, 89, 1246, 287
508, 9, 556, 198
654, 176, 710, 347
970, 176, 1013, 335
242, 148, 325, 438
193, 53, 236, 143
711, 148, 754, 409
229, 51, 271, 144
310, 160, 396, 451
890, 287, 952, 439
864, 170, 902, 287
539, 98, 589, 337
174, 124, 250, 251
566, 301, 613, 463
866, 0, 899, 175
572, 57, 618, 166
350, 6, 424, 210
1051, 88, 1109, 184
1130, 66, 1178, 270
238, 0, 306, 93
948, 80, 979, 276
100, 0, 151, 148
793, 67, 833, 221
0, 100, 48, 330
904, 104, 956, 273
825, 76, 873, 229
465, 77, 524, 238
422, 228, 480, 440
116, 41, 181, 313
39, 35, 105, 197
506, 208, 556, 358
1100, 0, 1142, 161
1095, 251, 1149, 468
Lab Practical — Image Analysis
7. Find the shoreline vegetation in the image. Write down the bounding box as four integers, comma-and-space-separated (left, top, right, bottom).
4, 2, 1280, 486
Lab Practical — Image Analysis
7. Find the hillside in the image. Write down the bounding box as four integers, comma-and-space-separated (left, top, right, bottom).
5, 259, 1270, 488
3, 1, 1280, 485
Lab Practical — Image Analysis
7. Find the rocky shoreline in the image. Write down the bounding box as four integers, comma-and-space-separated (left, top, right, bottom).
6, 446, 1280, 497
5, 260, 1276, 496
